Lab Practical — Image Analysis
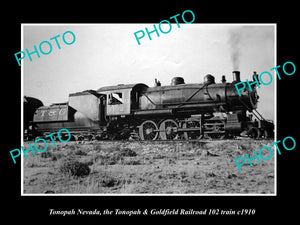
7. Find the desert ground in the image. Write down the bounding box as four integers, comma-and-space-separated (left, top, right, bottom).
23, 139, 275, 194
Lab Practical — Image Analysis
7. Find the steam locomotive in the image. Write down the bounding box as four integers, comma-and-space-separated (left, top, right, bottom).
25, 71, 274, 141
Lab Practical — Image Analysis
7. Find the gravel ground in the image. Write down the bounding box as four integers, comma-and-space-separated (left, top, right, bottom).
23, 139, 275, 194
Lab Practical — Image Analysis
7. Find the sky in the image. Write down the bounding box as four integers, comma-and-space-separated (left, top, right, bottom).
23, 24, 275, 120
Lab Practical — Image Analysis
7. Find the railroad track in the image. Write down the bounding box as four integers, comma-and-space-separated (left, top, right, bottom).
25, 137, 272, 145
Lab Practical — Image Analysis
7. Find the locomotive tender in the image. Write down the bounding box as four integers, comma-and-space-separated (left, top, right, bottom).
26, 71, 274, 140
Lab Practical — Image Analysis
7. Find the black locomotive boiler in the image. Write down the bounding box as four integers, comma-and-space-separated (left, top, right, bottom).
27, 71, 274, 140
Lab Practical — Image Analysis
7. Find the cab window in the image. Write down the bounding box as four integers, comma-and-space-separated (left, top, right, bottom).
108, 92, 123, 105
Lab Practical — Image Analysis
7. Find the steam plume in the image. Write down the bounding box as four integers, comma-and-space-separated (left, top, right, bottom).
228, 28, 242, 70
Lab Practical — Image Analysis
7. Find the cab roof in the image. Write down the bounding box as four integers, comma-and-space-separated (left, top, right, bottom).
97, 83, 148, 92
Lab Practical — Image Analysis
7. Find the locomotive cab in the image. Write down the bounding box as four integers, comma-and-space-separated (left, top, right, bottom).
97, 83, 148, 116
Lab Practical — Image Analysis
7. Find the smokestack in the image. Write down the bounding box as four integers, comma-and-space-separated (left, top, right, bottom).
232, 71, 241, 82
